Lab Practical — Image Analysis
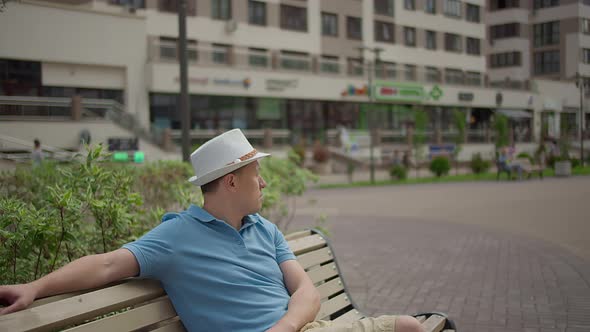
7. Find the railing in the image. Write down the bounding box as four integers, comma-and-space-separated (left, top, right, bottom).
148, 40, 511, 89
0, 96, 171, 150
168, 128, 291, 147
0, 133, 76, 163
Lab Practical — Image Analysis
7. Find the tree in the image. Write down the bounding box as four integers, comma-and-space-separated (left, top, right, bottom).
452, 109, 466, 175
493, 114, 509, 150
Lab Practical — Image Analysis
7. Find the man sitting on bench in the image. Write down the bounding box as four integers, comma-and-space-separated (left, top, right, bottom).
0, 129, 423, 332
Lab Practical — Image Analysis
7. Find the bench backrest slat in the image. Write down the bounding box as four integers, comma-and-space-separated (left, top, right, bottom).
316, 293, 350, 321
65, 296, 176, 332
289, 234, 327, 255
316, 277, 344, 300
332, 308, 365, 324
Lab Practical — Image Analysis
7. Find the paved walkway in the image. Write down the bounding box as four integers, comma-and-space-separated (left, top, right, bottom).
288, 177, 590, 332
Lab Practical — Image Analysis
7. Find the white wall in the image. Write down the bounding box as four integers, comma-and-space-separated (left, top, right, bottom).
42, 62, 126, 89
0, 1, 149, 127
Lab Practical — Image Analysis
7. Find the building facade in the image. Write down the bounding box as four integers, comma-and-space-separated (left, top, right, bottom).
0, 0, 587, 151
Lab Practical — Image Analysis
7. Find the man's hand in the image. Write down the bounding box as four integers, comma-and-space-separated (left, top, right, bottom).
0, 283, 38, 315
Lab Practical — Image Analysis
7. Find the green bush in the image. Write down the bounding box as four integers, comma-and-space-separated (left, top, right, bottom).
571, 158, 581, 168
429, 156, 451, 177
516, 152, 533, 163
290, 144, 306, 166
389, 165, 407, 180
470, 153, 491, 174
0, 145, 317, 285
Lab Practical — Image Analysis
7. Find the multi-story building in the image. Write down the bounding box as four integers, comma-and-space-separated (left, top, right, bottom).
487, 0, 590, 139
0, 0, 586, 158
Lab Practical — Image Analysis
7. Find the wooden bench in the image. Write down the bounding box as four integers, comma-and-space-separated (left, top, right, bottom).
0, 229, 456, 332
513, 158, 544, 179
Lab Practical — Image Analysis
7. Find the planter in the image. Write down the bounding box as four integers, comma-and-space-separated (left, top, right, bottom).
312, 160, 332, 175
554, 160, 571, 177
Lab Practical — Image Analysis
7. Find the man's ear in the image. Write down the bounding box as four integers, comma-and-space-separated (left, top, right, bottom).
222, 173, 239, 192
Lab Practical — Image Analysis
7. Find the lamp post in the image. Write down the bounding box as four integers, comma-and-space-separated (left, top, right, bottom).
357, 47, 383, 184
575, 73, 587, 167
178, 0, 191, 162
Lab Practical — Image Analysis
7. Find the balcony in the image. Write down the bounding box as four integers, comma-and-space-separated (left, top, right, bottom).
148, 39, 521, 90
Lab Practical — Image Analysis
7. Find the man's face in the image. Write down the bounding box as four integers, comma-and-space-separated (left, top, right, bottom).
235, 161, 267, 215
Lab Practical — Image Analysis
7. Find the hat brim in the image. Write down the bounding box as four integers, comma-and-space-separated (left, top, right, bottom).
188, 152, 270, 186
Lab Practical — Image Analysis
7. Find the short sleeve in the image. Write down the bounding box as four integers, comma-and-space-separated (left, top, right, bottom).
274, 225, 296, 264
122, 218, 178, 279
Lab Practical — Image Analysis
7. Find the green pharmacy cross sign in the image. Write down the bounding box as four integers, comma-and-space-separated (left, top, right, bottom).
373, 82, 443, 102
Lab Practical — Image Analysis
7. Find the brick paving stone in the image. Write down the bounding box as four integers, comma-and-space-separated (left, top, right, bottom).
289, 178, 590, 332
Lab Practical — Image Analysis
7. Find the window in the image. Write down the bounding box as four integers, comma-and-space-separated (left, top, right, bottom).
465, 71, 481, 86
375, 0, 394, 16
322, 12, 338, 36
466, 4, 480, 22
375, 61, 397, 78
445, 68, 464, 84
159, 0, 196, 15
211, 0, 231, 20
533, 0, 559, 9
281, 5, 307, 32
320, 55, 340, 73
582, 19, 590, 34
159, 37, 177, 60
347, 16, 362, 40
348, 58, 364, 76
249, 48, 268, 68
248, 1, 266, 26
490, 23, 519, 39
404, 27, 416, 46
490, 0, 519, 10
583, 49, 590, 64
375, 21, 395, 43
490, 52, 522, 67
280, 51, 310, 71
466, 37, 481, 55
110, 0, 145, 8
404, 0, 416, 10
534, 50, 560, 74
426, 67, 441, 82
425, 0, 436, 14
445, 33, 461, 52
426, 30, 437, 50
212, 44, 231, 64
405, 64, 417, 81
534, 21, 560, 47
187, 40, 198, 62
443, 0, 462, 17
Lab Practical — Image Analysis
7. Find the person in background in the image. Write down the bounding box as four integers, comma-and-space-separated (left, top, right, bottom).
31, 138, 44, 167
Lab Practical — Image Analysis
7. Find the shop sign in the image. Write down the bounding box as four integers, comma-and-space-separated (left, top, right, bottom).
266, 79, 298, 92
341, 84, 368, 97
458, 92, 474, 102
374, 82, 425, 102
175, 77, 208, 85
213, 78, 251, 89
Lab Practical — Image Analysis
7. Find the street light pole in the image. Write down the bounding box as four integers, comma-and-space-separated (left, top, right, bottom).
358, 47, 383, 184
576, 73, 586, 167
178, 0, 191, 162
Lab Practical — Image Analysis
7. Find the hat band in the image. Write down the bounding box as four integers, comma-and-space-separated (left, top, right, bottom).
227, 149, 258, 165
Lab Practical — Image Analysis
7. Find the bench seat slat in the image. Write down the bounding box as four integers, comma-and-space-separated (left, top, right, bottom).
316, 293, 350, 321
422, 315, 446, 332
150, 319, 186, 332
308, 263, 339, 284
0, 279, 164, 332
316, 277, 344, 300
296, 247, 334, 270
288, 235, 326, 255
65, 296, 177, 332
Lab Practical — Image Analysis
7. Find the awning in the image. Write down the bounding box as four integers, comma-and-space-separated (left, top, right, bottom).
496, 109, 532, 119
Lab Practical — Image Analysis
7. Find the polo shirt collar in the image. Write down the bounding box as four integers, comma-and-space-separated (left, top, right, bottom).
187, 205, 260, 226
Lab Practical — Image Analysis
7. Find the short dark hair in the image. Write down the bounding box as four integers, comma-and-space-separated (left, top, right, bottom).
200, 167, 247, 194
34, 139, 41, 147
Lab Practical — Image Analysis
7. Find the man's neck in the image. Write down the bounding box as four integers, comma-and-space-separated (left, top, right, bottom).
203, 199, 243, 231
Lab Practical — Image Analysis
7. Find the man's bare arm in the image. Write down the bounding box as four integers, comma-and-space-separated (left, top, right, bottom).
0, 248, 139, 315
267, 260, 320, 332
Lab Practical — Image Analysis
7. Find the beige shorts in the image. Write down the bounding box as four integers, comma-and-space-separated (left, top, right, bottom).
299, 315, 397, 332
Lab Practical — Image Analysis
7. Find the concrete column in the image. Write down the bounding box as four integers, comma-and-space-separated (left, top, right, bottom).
71, 95, 82, 121
263, 128, 273, 149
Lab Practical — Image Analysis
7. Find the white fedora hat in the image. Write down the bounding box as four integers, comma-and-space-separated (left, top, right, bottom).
188, 129, 270, 186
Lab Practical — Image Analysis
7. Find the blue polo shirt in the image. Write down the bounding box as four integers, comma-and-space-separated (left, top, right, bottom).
122, 205, 296, 332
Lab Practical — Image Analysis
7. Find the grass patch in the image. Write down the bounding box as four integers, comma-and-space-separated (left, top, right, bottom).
318, 166, 590, 189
